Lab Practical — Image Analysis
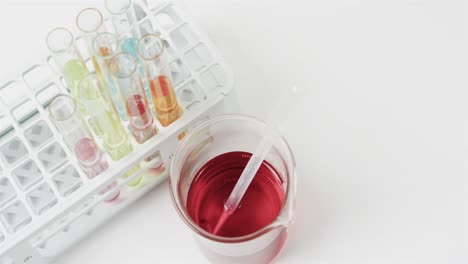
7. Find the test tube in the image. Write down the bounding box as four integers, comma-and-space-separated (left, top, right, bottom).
105, 0, 154, 109
105, 0, 140, 57
79, 74, 143, 186
49, 95, 108, 177
110, 53, 158, 144
137, 34, 183, 127
76, 8, 106, 76
46, 28, 89, 115
92, 32, 128, 121
79, 74, 133, 159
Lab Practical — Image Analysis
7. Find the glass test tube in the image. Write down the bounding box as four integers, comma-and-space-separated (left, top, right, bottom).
49, 95, 108, 178
110, 53, 158, 144
76, 9, 122, 135
79, 74, 142, 186
105, 0, 140, 57
93, 32, 128, 122
105, 0, 154, 111
76, 8, 106, 77
137, 34, 183, 127
46, 28, 89, 115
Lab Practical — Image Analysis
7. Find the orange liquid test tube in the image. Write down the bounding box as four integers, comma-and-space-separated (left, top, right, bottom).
137, 34, 183, 127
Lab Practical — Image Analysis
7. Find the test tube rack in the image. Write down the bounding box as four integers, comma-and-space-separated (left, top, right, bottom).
0, 1, 234, 263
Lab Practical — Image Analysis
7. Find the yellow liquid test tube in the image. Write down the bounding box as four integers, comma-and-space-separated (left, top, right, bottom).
79, 74, 142, 186
76, 8, 128, 122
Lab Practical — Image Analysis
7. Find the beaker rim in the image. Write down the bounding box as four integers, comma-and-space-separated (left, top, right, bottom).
169, 114, 296, 243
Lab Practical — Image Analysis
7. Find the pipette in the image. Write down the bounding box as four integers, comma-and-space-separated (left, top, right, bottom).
213, 85, 300, 235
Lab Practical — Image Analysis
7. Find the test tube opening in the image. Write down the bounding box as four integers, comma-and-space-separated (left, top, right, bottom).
76, 8, 104, 34
49, 94, 77, 121
137, 34, 165, 61
46, 28, 74, 54
93, 32, 119, 59
109, 52, 138, 79
105, 0, 131, 15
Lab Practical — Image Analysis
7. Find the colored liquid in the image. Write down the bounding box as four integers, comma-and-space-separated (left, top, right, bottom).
91, 104, 132, 159
74, 138, 109, 177
186, 151, 285, 237
97, 47, 128, 121
80, 80, 130, 156
81, 78, 143, 186
149, 76, 182, 127
126, 94, 157, 143
63, 59, 89, 115
74, 138, 120, 200
92, 56, 104, 79
122, 37, 155, 115
121, 38, 139, 59
99, 181, 120, 202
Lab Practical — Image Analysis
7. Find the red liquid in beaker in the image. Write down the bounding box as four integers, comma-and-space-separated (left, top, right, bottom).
186, 151, 285, 237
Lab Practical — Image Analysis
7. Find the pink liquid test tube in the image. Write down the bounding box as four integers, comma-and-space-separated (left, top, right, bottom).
49, 95, 119, 201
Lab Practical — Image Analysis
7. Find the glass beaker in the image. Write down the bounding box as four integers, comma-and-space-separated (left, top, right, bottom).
46, 28, 89, 115
110, 52, 158, 144
169, 115, 296, 264
137, 34, 183, 127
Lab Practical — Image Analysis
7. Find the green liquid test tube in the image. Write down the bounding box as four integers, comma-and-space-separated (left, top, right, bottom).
80, 74, 143, 186
63, 59, 90, 114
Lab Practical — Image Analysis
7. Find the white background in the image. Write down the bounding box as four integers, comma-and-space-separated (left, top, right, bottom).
0, 0, 467, 263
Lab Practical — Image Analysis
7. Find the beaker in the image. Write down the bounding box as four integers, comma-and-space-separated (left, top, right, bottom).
169, 115, 296, 264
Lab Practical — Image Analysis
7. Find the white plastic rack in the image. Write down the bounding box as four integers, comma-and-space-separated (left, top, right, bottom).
0, 1, 234, 263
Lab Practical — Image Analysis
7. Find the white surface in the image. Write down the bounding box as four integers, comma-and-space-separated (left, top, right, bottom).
0, 0, 467, 263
